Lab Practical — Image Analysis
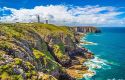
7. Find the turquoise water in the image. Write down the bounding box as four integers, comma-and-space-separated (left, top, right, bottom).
81, 27, 125, 80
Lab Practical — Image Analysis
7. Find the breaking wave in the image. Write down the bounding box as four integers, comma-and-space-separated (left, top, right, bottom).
83, 56, 114, 80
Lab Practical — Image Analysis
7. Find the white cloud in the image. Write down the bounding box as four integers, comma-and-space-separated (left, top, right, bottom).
0, 5, 125, 26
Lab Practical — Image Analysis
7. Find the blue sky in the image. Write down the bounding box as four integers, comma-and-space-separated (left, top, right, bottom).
0, 0, 125, 26
0, 0, 125, 8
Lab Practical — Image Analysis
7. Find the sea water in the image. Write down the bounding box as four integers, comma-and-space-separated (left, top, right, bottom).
81, 27, 125, 80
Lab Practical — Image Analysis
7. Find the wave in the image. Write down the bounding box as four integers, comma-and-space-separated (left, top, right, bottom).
80, 34, 119, 80
80, 36, 98, 46
83, 56, 113, 80
80, 41, 98, 46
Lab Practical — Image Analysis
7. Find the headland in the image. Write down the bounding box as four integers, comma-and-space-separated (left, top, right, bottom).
0, 23, 100, 80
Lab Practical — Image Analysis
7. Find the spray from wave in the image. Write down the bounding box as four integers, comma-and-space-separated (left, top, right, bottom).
83, 56, 112, 80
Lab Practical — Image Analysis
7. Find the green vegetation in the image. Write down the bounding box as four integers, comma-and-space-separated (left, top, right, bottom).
33, 48, 61, 72
33, 49, 45, 59
53, 45, 64, 59
0, 24, 23, 38
0, 23, 74, 80
14, 58, 22, 65
0, 41, 13, 49
58, 43, 65, 53
44, 51, 55, 60
1, 72, 11, 80
0, 58, 37, 80
0, 23, 73, 39
52, 44, 69, 62
25, 61, 34, 70
0, 51, 6, 61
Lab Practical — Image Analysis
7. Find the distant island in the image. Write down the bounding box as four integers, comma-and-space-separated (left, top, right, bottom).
0, 23, 100, 80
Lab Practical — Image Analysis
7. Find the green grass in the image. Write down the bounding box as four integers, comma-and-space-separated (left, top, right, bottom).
0, 23, 73, 37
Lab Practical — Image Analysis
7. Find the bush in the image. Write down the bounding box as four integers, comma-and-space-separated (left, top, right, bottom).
0, 72, 11, 80
33, 49, 45, 59
14, 58, 22, 65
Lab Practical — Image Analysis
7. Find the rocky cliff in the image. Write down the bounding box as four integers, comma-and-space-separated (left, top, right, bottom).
69, 26, 101, 43
70, 26, 101, 33
0, 23, 99, 80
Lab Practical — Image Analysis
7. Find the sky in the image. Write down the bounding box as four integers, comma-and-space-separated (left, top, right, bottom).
0, 0, 125, 27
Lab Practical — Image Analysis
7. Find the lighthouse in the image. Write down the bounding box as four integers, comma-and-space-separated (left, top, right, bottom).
36, 15, 40, 23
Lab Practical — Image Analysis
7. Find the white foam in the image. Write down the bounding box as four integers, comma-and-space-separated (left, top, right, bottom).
80, 34, 98, 46
83, 56, 112, 79
80, 42, 98, 46
80, 35, 116, 79
85, 42, 98, 45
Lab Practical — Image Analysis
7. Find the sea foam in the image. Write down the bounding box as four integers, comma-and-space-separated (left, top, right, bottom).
83, 56, 112, 80
79, 41, 98, 46
81, 35, 116, 80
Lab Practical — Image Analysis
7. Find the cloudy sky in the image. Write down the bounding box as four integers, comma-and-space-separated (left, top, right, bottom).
0, 0, 125, 27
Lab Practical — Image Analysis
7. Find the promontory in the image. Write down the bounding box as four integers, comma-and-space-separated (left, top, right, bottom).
0, 23, 99, 80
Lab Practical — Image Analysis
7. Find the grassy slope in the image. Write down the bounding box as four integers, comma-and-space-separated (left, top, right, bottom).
0, 23, 73, 80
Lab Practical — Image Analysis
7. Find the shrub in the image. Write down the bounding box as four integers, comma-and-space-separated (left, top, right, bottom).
0, 72, 11, 80
14, 58, 22, 65
33, 49, 45, 59
53, 45, 63, 59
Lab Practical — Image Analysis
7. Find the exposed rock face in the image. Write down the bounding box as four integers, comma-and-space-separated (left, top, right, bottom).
70, 26, 101, 33
69, 26, 100, 43
0, 23, 99, 80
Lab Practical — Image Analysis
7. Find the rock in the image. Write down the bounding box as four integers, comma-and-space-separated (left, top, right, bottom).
51, 69, 60, 79
71, 60, 80, 65
59, 73, 75, 80
85, 52, 94, 59
70, 26, 100, 33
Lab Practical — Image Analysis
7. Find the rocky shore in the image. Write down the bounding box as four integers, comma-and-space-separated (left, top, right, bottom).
0, 23, 99, 80
65, 41, 95, 79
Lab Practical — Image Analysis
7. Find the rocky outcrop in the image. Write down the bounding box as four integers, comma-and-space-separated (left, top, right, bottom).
69, 26, 100, 43
70, 26, 101, 33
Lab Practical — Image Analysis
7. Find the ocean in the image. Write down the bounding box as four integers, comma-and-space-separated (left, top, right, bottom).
81, 27, 125, 80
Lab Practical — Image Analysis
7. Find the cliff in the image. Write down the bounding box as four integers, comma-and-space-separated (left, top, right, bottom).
69, 26, 101, 43
70, 26, 101, 33
0, 23, 99, 80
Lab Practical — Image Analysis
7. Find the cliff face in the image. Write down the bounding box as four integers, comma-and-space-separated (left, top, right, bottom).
69, 26, 101, 43
70, 26, 101, 33
0, 23, 98, 80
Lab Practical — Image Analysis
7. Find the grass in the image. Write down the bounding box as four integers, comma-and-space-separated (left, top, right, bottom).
0, 23, 73, 37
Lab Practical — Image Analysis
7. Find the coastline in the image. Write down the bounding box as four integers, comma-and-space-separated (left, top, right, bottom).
0, 23, 100, 80
66, 33, 96, 79
79, 33, 111, 80
80, 27, 125, 80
